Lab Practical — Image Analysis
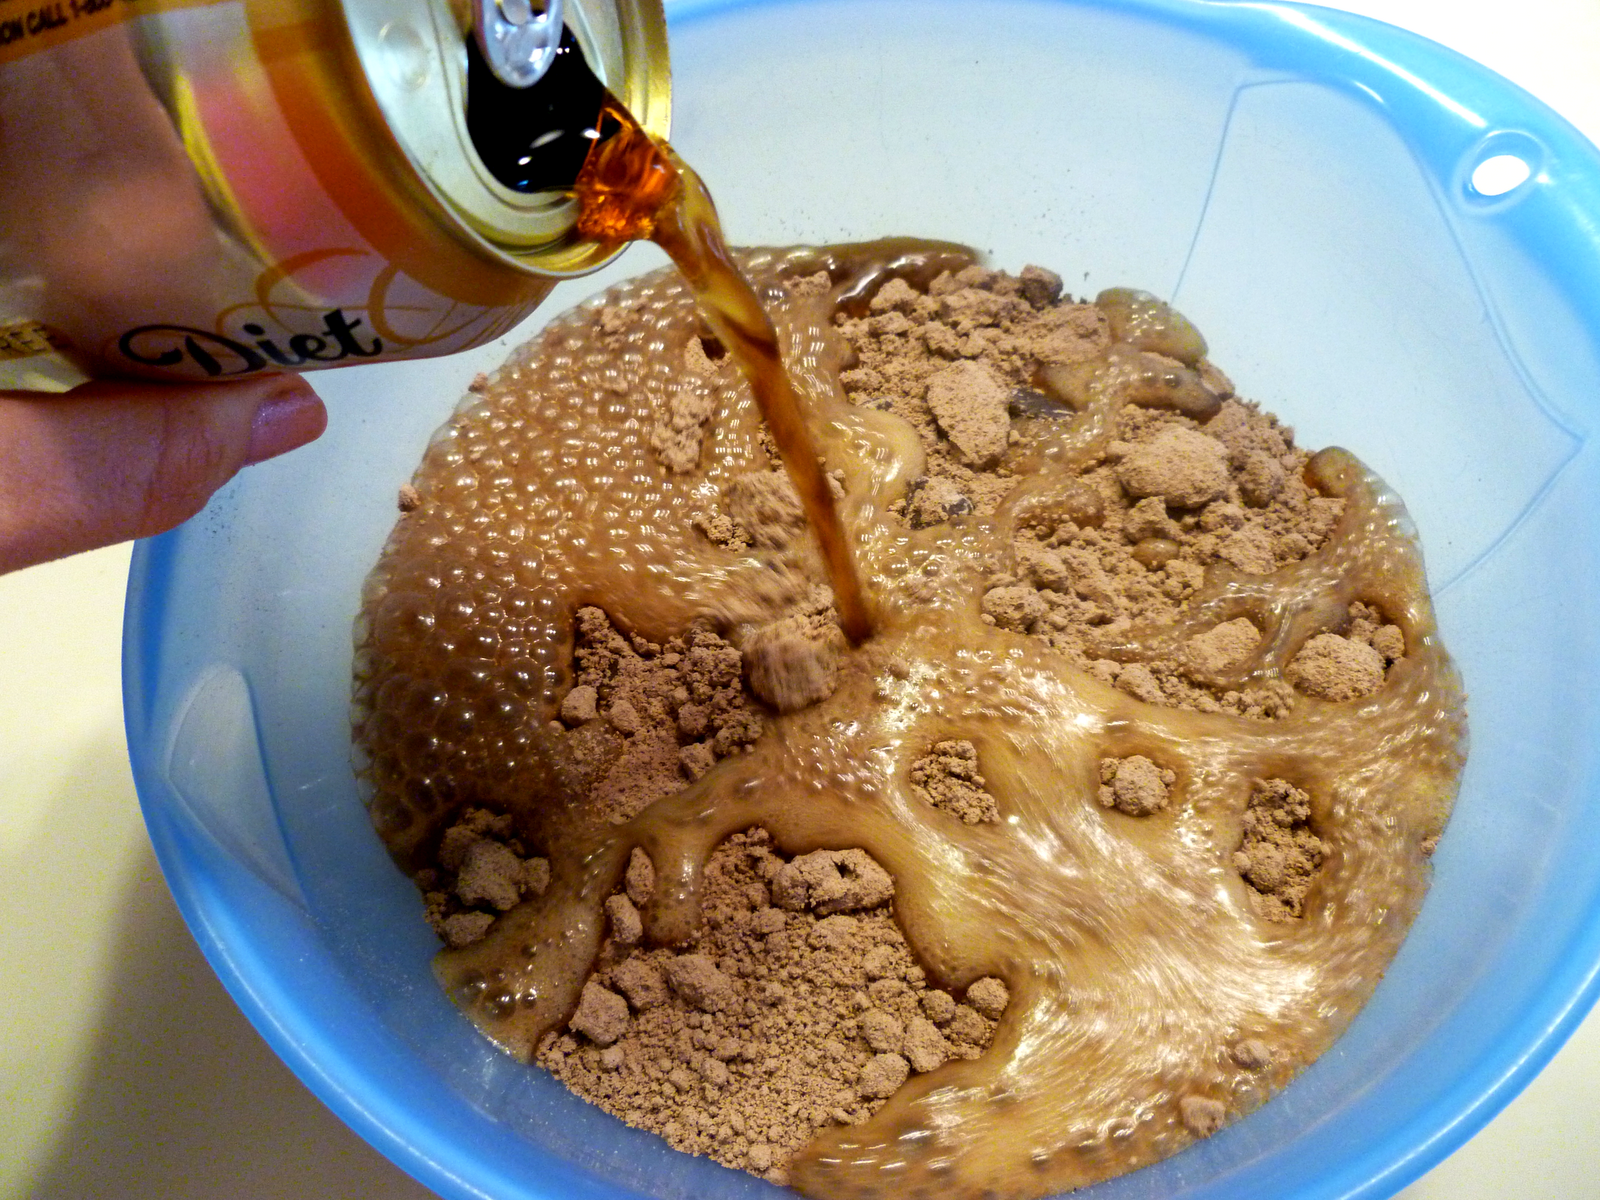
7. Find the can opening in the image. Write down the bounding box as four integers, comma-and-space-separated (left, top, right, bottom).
465, 25, 608, 194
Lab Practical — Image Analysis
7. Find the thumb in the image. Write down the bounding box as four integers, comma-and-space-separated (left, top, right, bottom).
0, 374, 326, 574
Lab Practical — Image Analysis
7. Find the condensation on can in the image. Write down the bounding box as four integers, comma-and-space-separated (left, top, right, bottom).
0, 0, 670, 390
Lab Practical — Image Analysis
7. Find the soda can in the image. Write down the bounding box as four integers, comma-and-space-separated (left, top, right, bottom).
0, 0, 670, 390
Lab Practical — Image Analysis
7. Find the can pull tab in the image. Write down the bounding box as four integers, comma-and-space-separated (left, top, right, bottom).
475, 0, 566, 88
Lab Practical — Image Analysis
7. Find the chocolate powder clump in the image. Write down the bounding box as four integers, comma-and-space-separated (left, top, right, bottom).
1286, 633, 1386, 701
925, 360, 1012, 468
1098, 756, 1176, 817
611, 957, 668, 1010
965, 977, 1010, 1020
1178, 1094, 1227, 1138
624, 847, 656, 906
1231, 1038, 1272, 1070
1114, 427, 1230, 509
440, 911, 493, 947
743, 609, 846, 713
725, 469, 807, 549
857, 1053, 911, 1099
570, 981, 631, 1046
902, 475, 974, 529
538, 830, 1003, 1184
1018, 264, 1063, 309
559, 684, 598, 726
982, 585, 1046, 633
1184, 618, 1262, 677
419, 808, 549, 947
1234, 779, 1326, 920
605, 894, 644, 945
648, 331, 737, 473
663, 954, 738, 1012
772, 848, 895, 915
456, 841, 530, 911
650, 376, 718, 473
909, 740, 1000, 824
902, 1017, 952, 1072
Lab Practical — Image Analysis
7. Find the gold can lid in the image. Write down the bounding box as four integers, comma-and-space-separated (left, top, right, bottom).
339, 0, 669, 277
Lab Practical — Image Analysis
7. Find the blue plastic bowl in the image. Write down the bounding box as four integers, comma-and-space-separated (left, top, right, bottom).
124, 2, 1600, 1197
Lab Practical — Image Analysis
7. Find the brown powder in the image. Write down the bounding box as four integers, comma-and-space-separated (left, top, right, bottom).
909, 740, 1000, 824
834, 264, 1376, 719
555, 607, 766, 828
1097, 755, 1176, 816
833, 262, 1404, 722
536, 830, 1006, 1184
1232, 779, 1326, 920
416, 807, 550, 948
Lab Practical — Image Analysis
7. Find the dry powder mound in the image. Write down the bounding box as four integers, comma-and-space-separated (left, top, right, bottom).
909, 740, 1000, 824
1232, 779, 1327, 920
538, 830, 1006, 1185
552, 607, 768, 825
833, 264, 1368, 721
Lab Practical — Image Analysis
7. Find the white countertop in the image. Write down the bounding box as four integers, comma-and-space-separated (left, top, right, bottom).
5, 3, 1600, 1197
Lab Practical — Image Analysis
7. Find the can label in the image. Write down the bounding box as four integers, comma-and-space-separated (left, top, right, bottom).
0, 319, 70, 359
110, 252, 532, 379
0, 0, 213, 67
0, 320, 92, 391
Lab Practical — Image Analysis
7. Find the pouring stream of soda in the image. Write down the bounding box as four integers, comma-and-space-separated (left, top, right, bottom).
571, 95, 874, 644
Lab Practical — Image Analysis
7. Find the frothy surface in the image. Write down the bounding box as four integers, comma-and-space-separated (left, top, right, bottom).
354, 244, 1465, 1198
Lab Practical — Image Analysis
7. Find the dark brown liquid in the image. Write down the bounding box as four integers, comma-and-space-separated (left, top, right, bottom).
573, 96, 873, 643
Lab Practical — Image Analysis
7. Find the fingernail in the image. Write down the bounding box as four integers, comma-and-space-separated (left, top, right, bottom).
244, 380, 327, 466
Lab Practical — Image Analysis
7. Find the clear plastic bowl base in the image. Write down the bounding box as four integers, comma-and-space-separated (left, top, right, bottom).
124, 3, 1600, 1198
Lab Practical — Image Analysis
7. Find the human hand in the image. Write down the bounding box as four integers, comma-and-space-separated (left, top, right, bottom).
0, 375, 326, 575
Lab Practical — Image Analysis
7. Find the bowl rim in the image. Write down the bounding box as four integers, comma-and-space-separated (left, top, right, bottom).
123, 2, 1600, 1198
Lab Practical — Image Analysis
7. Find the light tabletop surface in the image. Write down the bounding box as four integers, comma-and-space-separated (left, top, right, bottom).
5, 3, 1600, 1197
